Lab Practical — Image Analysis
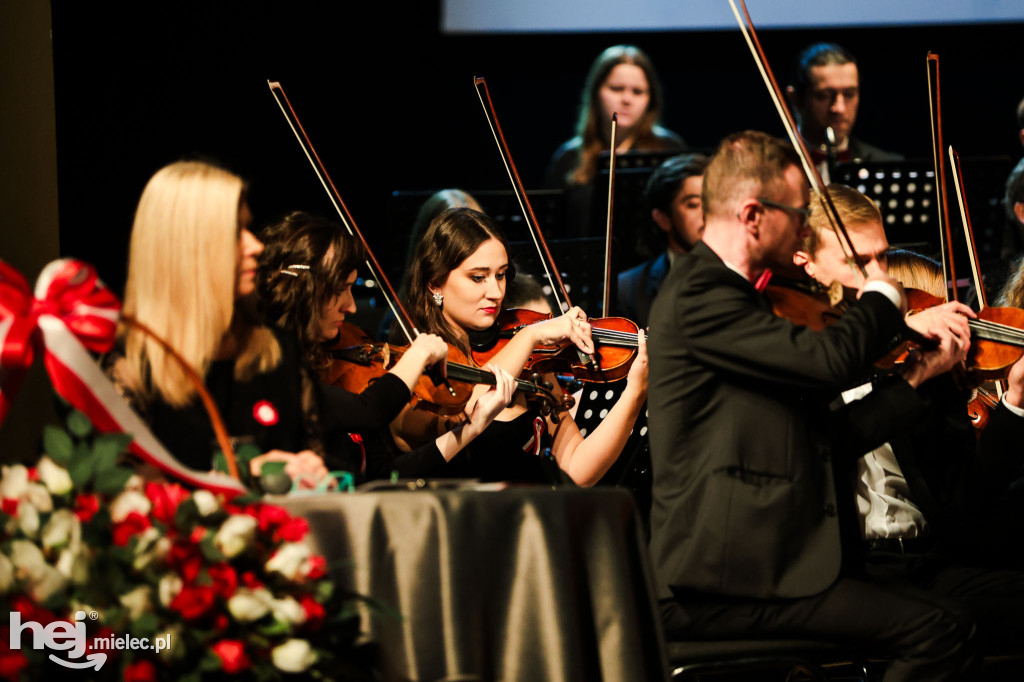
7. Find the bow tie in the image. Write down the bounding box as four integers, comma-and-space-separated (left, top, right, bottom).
809, 147, 851, 166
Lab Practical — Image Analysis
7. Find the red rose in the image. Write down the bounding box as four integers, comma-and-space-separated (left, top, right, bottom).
25, 468, 38, 482
255, 504, 290, 533
112, 511, 152, 546
0, 644, 28, 682
306, 555, 327, 580
169, 585, 217, 621
145, 482, 190, 525
300, 595, 325, 630
212, 612, 229, 632
123, 658, 157, 682
275, 516, 309, 543
206, 563, 239, 599
73, 493, 100, 521
1, 499, 18, 516
211, 640, 251, 674
8, 597, 57, 626
240, 571, 263, 589
168, 541, 202, 584
190, 526, 207, 544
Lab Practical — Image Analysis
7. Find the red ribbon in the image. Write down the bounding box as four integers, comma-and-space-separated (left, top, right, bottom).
0, 259, 244, 494
0, 259, 118, 422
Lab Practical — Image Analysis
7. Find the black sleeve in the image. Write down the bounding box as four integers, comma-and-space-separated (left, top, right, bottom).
316, 372, 411, 433
360, 427, 448, 481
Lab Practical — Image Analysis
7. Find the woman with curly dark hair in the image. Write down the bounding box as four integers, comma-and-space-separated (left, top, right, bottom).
257, 211, 515, 480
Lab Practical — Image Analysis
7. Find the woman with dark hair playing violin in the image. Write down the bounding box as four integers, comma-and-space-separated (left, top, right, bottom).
395, 207, 649, 486
256, 211, 516, 481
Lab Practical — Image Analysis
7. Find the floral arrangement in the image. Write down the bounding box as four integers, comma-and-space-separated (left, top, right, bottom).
0, 409, 376, 681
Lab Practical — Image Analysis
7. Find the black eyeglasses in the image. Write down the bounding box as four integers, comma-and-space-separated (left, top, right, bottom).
756, 198, 812, 225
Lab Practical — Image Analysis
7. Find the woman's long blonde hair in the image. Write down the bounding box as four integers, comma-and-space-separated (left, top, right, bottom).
120, 160, 279, 407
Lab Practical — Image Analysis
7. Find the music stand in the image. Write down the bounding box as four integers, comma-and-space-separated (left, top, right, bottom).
833, 156, 1011, 262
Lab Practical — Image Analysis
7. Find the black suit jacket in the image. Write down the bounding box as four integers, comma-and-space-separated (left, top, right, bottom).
647, 242, 906, 600
617, 251, 671, 330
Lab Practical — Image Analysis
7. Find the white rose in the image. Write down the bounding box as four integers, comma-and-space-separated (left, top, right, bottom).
41, 509, 81, 553
27, 564, 68, 603
270, 596, 306, 626
120, 585, 153, 620
271, 638, 317, 673
191, 490, 219, 517
0, 553, 13, 594
23, 483, 52, 513
0, 465, 30, 500
265, 542, 311, 581
123, 474, 145, 492
158, 573, 183, 607
9, 539, 46, 575
36, 457, 73, 496
56, 547, 90, 585
133, 529, 171, 572
109, 490, 151, 523
17, 501, 39, 538
154, 625, 183, 663
227, 587, 272, 623
213, 514, 257, 559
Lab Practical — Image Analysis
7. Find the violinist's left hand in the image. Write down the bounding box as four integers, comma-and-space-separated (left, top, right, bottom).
623, 328, 649, 400
1004, 352, 1024, 410
905, 301, 975, 348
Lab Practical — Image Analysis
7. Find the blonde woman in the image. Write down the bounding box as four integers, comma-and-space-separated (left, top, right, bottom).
108, 160, 330, 485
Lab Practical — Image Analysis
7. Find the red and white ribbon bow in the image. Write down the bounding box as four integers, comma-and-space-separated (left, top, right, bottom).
0, 259, 244, 493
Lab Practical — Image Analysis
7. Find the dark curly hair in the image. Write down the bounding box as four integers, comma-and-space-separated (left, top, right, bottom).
256, 211, 365, 377
403, 207, 515, 358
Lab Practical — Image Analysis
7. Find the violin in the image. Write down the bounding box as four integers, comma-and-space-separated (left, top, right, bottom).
474, 78, 642, 382
468, 308, 643, 383
266, 83, 572, 418
325, 321, 571, 416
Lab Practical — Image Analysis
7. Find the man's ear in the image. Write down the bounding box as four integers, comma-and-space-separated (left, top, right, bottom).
1015, 201, 1024, 226
652, 208, 671, 234
737, 199, 760, 235
793, 249, 811, 271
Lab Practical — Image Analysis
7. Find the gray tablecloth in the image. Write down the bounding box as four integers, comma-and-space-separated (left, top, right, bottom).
281, 486, 668, 682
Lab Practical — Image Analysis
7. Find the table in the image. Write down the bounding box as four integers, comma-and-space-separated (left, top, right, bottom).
281, 486, 668, 682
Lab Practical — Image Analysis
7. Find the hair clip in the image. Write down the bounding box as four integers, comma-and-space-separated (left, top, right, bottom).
279, 264, 310, 277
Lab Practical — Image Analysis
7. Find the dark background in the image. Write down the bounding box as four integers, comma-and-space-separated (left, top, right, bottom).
49, 2, 1024, 311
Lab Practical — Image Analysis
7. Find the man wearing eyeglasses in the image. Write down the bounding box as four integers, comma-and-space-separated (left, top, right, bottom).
647, 130, 977, 680
785, 43, 903, 182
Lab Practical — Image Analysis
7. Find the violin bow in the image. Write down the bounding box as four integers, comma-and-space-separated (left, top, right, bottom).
267, 80, 418, 345
473, 77, 572, 314
728, 0, 868, 281
926, 54, 959, 303
602, 112, 618, 317
950, 145, 1007, 397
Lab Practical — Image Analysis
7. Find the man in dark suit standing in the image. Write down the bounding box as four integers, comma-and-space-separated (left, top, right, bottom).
647, 130, 977, 681
617, 153, 708, 328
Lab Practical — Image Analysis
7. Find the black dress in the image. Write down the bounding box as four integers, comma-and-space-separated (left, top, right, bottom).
105, 327, 426, 477
440, 410, 568, 485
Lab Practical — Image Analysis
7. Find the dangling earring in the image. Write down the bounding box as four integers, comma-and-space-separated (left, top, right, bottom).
431, 290, 443, 306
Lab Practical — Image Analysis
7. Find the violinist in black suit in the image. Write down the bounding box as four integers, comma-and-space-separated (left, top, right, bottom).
616, 153, 707, 329
794, 184, 1024, 653
648, 131, 977, 681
